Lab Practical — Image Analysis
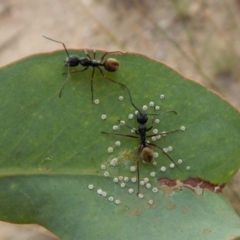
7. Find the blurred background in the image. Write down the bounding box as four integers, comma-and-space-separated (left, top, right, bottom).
0, 0, 239, 239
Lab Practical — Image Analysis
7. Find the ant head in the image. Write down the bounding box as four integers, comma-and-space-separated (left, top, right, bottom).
141, 146, 154, 163
104, 58, 120, 72
137, 111, 148, 124
64, 56, 81, 67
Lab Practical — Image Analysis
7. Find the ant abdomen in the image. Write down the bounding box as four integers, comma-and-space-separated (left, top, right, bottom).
104, 58, 120, 72
141, 146, 154, 163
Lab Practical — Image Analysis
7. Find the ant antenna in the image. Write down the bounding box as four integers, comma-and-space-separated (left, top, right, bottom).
42, 35, 70, 58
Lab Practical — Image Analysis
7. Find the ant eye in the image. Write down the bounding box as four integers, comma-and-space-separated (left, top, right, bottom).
104, 58, 120, 72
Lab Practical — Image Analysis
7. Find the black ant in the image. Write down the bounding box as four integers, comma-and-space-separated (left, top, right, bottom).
42, 35, 132, 101
102, 107, 180, 195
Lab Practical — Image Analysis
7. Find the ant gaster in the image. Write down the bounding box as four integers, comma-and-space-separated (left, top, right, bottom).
102, 108, 179, 195
42, 35, 133, 102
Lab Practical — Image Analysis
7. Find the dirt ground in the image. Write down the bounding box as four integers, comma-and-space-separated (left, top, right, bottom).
0, 0, 240, 239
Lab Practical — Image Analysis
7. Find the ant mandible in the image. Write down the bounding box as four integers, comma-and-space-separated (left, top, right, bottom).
102, 107, 179, 195
43, 35, 131, 101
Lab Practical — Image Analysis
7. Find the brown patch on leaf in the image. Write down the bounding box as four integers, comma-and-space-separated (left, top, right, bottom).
159, 178, 224, 195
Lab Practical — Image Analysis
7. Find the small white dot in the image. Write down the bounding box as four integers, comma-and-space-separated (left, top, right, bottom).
152, 187, 158, 193
97, 189, 103, 195
113, 177, 119, 183
108, 196, 114, 201
162, 131, 167, 136
148, 199, 154, 205
119, 96, 124, 100
101, 164, 106, 170
124, 177, 129, 182
146, 183, 151, 189
108, 147, 113, 153
110, 158, 118, 166
155, 119, 160, 124
135, 110, 138, 115
130, 166, 136, 172
120, 182, 126, 188
128, 113, 134, 119
140, 180, 145, 186
151, 136, 157, 141
131, 128, 136, 133
104, 171, 109, 177
101, 114, 107, 120
113, 125, 118, 130
131, 177, 137, 183
178, 159, 183, 164
160, 94, 165, 99
119, 120, 125, 125
168, 146, 173, 151
181, 126, 186, 131
150, 172, 156, 177
160, 166, 166, 172
118, 176, 124, 181
142, 105, 148, 111
149, 101, 154, 106
186, 166, 191, 171
115, 141, 121, 147
153, 152, 159, 158
102, 191, 107, 197
152, 161, 157, 166
163, 148, 168, 153
94, 99, 100, 104
156, 134, 161, 139
115, 199, 121, 205
155, 106, 160, 110
144, 177, 149, 183
153, 129, 158, 134
88, 184, 94, 190
170, 163, 175, 168
138, 193, 144, 199
128, 188, 134, 194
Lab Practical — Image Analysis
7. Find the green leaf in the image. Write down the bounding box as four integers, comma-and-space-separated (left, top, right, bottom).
1, 50, 240, 239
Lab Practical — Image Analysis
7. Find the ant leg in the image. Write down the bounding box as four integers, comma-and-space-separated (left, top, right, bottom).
136, 145, 143, 195
91, 68, 95, 101
60, 66, 89, 98
62, 67, 88, 75
149, 142, 180, 170
96, 67, 139, 111
59, 77, 70, 98
59, 64, 71, 98
117, 120, 138, 134
145, 107, 177, 132
84, 49, 92, 60
101, 131, 138, 139
146, 129, 180, 139
100, 51, 126, 62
